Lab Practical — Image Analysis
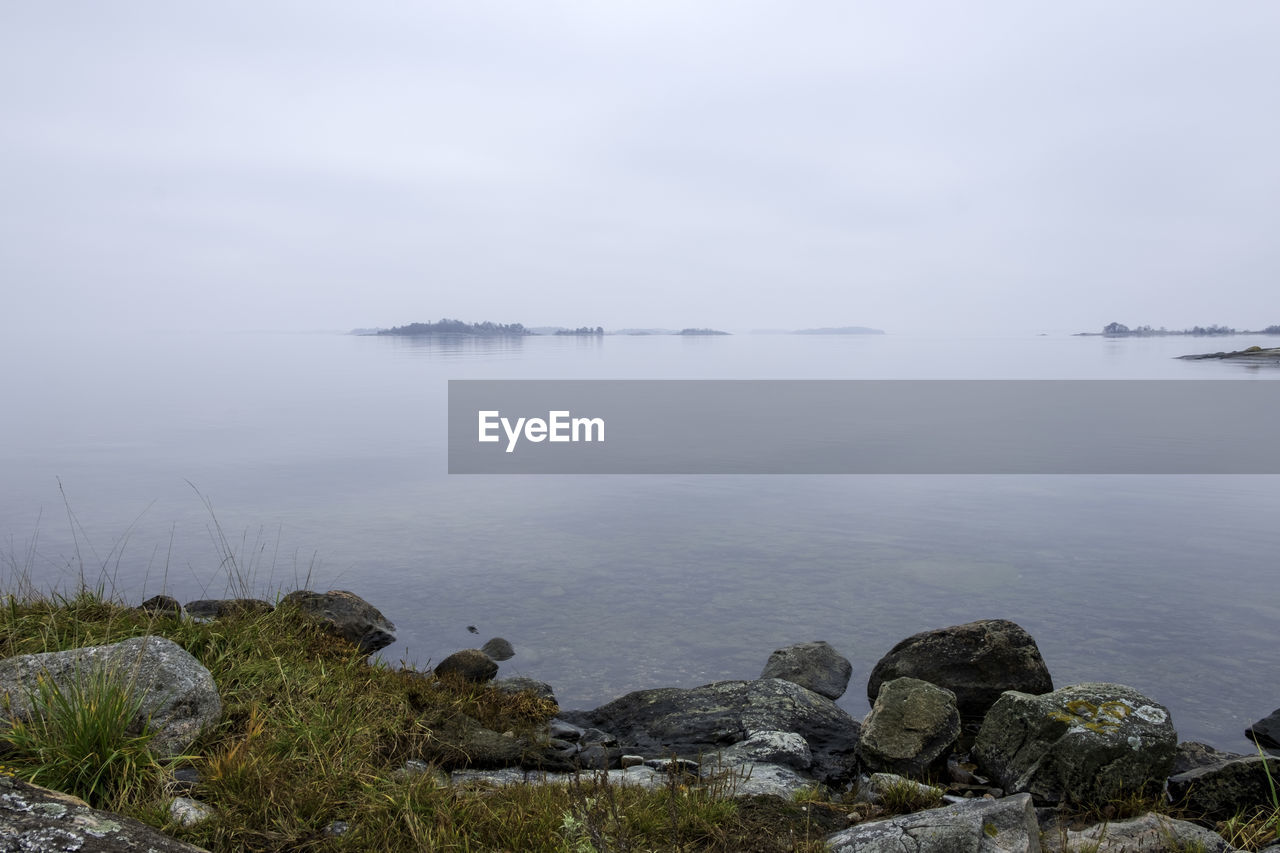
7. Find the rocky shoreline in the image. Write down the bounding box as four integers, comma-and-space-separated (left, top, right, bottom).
3, 593, 1278, 852
1179, 345, 1280, 362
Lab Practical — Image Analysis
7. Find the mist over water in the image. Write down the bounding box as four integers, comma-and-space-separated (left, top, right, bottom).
2, 330, 1278, 750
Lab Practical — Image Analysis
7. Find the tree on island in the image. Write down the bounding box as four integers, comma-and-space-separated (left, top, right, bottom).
554, 326, 605, 336
378, 318, 530, 337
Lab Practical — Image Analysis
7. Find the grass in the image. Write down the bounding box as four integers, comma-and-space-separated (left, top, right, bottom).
0, 588, 849, 852
1214, 745, 1280, 852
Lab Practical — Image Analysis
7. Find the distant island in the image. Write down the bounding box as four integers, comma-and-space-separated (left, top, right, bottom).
793, 326, 885, 335
364, 320, 733, 337
1077, 322, 1280, 338
1179, 345, 1280, 362
377, 319, 530, 337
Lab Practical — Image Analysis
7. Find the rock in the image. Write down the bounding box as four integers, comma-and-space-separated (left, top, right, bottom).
759, 640, 852, 700
1167, 753, 1280, 818
0, 635, 221, 759
184, 598, 274, 619
169, 796, 215, 827
858, 677, 960, 777
717, 762, 816, 799
973, 682, 1177, 806
548, 718, 584, 741
138, 595, 183, 616
1172, 741, 1242, 775
558, 678, 862, 785
435, 649, 499, 683
1040, 812, 1233, 852
854, 772, 944, 806
1248, 707, 1280, 750
709, 730, 813, 772
826, 792, 1040, 853
281, 589, 396, 654
867, 619, 1053, 719
480, 637, 515, 661
0, 774, 210, 851
169, 767, 202, 796
492, 676, 556, 704
620, 754, 646, 768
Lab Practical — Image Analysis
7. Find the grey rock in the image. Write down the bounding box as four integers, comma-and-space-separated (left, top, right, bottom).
760, 640, 853, 700
548, 718, 584, 741
620, 754, 646, 768
859, 677, 961, 777
492, 676, 556, 704
184, 598, 273, 619
0, 635, 221, 759
854, 773, 945, 805
717, 762, 816, 799
868, 619, 1053, 719
325, 820, 350, 836
1248, 707, 1280, 750
480, 637, 515, 661
0, 774, 210, 851
169, 796, 214, 827
710, 730, 813, 771
435, 649, 498, 683
1172, 741, 1243, 775
581, 727, 618, 747
827, 792, 1041, 853
169, 766, 201, 796
280, 589, 395, 654
558, 678, 861, 785
1167, 753, 1280, 818
138, 594, 183, 616
973, 682, 1177, 806
1040, 812, 1233, 852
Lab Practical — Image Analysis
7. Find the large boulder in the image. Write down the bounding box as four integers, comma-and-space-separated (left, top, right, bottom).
759, 640, 852, 700
858, 677, 960, 777
867, 619, 1053, 718
281, 589, 396, 654
184, 598, 273, 619
1041, 812, 1233, 852
1167, 753, 1280, 818
435, 649, 498, 683
0, 774, 210, 851
0, 635, 220, 759
826, 792, 1040, 853
1248, 707, 1280, 751
558, 678, 862, 785
973, 683, 1177, 805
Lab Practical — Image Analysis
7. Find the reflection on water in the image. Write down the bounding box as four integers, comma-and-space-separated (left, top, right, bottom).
1, 330, 1277, 751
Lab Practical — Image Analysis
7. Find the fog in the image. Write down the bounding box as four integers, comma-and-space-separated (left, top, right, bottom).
3, 2, 1278, 335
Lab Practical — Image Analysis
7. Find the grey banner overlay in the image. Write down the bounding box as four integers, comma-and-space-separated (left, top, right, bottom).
448, 380, 1280, 474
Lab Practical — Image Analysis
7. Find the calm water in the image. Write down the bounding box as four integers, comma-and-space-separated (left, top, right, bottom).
2, 330, 1278, 750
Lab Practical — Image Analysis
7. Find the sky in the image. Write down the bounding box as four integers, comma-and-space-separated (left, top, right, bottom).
2, 1, 1278, 335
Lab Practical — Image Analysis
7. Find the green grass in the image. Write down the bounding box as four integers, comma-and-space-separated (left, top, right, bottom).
0, 589, 845, 852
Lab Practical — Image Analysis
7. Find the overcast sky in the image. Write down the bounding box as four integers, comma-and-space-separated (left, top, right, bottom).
3, 2, 1278, 335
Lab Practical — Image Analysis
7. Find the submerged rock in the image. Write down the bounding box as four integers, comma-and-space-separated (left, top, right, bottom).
759, 640, 852, 700
0, 635, 221, 759
973, 682, 1176, 805
281, 589, 396, 654
867, 619, 1053, 719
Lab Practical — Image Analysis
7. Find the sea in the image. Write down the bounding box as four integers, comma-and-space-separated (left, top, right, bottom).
2, 328, 1277, 751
